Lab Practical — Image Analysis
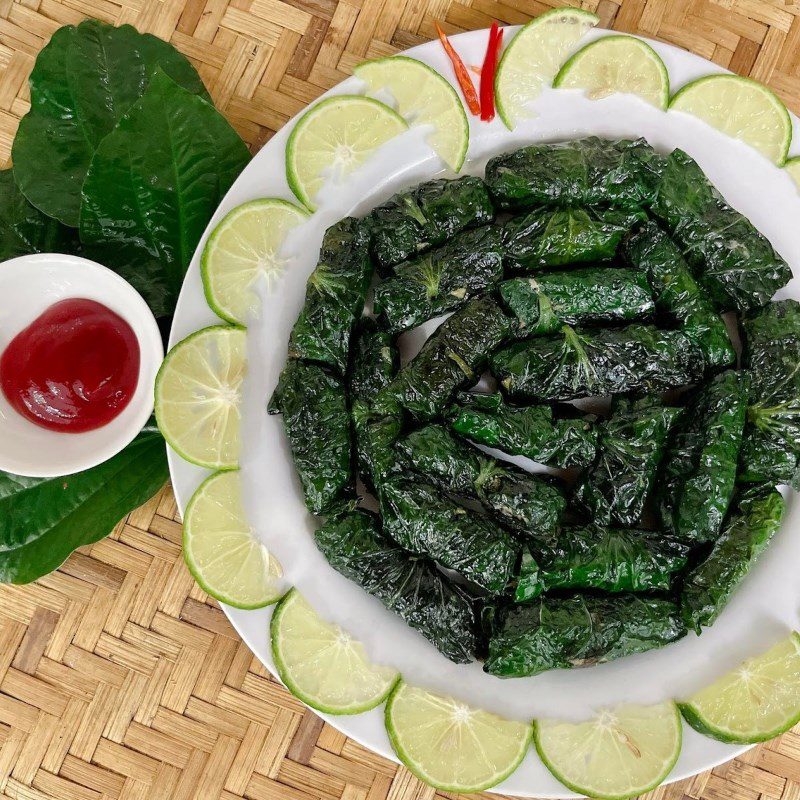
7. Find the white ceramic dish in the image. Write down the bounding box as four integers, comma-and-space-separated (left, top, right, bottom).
167, 25, 800, 796
0, 253, 163, 477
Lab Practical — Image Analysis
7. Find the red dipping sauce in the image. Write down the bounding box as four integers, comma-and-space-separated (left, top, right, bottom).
0, 298, 140, 433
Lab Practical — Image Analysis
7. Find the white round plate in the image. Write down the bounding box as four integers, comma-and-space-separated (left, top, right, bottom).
167, 24, 800, 797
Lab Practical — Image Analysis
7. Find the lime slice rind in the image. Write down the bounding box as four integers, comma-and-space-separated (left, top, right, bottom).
183, 471, 283, 609
554, 34, 670, 110
271, 589, 400, 715
785, 156, 800, 189
354, 55, 469, 172
669, 74, 792, 164
201, 198, 310, 325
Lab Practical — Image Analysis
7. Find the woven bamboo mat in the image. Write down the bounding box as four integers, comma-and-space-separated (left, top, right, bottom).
2, 1, 800, 798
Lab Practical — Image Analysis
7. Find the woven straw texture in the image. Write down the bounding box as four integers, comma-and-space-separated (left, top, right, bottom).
2, 1, 800, 798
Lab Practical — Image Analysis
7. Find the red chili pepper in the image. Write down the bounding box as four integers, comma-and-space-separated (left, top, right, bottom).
480, 22, 503, 122
435, 22, 481, 117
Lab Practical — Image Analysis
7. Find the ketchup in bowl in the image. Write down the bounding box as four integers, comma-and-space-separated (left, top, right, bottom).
0, 298, 140, 433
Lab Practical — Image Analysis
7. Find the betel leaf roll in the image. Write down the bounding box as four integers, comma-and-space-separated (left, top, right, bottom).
396, 424, 566, 536
491, 324, 703, 402
515, 526, 690, 602
375, 296, 514, 420
739, 300, 800, 489
499, 270, 654, 335
484, 594, 686, 677
622, 221, 734, 369
288, 217, 372, 373
658, 370, 749, 543
650, 149, 790, 313
449, 392, 598, 468
373, 226, 503, 335
502, 206, 644, 269
574, 399, 680, 526
485, 137, 662, 211
380, 480, 520, 595
269, 359, 351, 514
315, 510, 479, 662
681, 488, 785, 633
367, 176, 494, 272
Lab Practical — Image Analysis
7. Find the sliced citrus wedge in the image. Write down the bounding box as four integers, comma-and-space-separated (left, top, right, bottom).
785, 156, 800, 189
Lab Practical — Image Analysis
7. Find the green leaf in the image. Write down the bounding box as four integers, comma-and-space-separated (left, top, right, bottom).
0, 423, 168, 584
12, 19, 209, 227
0, 169, 78, 260
79, 69, 250, 317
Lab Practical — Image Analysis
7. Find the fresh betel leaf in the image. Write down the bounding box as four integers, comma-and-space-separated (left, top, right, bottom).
80, 69, 250, 317
0, 169, 78, 260
13, 20, 209, 227
0, 423, 168, 584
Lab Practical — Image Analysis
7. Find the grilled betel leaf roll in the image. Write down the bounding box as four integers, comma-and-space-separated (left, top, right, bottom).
375, 296, 514, 420
739, 300, 800, 489
574, 398, 680, 526
380, 480, 520, 595
515, 526, 690, 601
269, 359, 351, 514
449, 392, 598, 468
367, 176, 494, 272
650, 149, 790, 313
396, 424, 566, 536
485, 137, 662, 211
502, 206, 644, 269
484, 594, 686, 677
681, 488, 785, 633
499, 270, 654, 335
315, 510, 479, 662
373, 226, 504, 335
288, 217, 372, 373
491, 324, 704, 402
622, 221, 734, 369
658, 370, 749, 543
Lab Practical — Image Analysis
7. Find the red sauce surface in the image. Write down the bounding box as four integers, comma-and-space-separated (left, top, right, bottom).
0, 298, 140, 433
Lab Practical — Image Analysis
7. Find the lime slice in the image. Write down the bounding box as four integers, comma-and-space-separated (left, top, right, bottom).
354, 56, 469, 172
286, 95, 407, 210
786, 156, 800, 189
679, 632, 800, 744
184, 471, 283, 608
495, 7, 599, 129
155, 325, 246, 469
201, 199, 309, 325
535, 703, 682, 800
385, 682, 531, 792
670, 75, 791, 164
554, 35, 669, 109
271, 589, 399, 714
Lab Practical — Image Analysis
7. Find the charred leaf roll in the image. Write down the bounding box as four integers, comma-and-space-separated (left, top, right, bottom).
315, 510, 479, 662
288, 217, 372, 373
373, 226, 504, 335
380, 480, 520, 595
269, 359, 351, 514
650, 149, 791, 313
622, 221, 734, 369
366, 176, 494, 272
499, 270, 654, 335
485, 137, 662, 211
658, 370, 749, 544
491, 324, 704, 402
681, 488, 785, 632
739, 300, 800, 489
484, 594, 686, 677
574, 398, 680, 526
396, 424, 566, 536
449, 392, 598, 468
375, 296, 514, 420
502, 206, 644, 269
515, 526, 690, 601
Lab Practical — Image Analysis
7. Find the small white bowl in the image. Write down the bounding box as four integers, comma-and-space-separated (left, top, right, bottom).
0, 253, 164, 478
